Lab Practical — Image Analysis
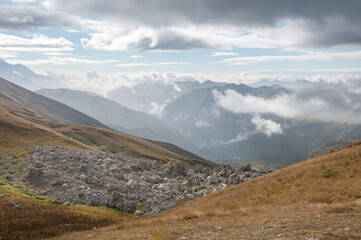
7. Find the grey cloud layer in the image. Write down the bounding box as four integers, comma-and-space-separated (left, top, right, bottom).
49, 0, 361, 28
58, 0, 361, 50
3, 1, 361, 51
0, 5, 80, 30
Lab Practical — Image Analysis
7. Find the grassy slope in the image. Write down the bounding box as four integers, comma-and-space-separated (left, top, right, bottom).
56, 142, 361, 240
0, 96, 214, 170
0, 77, 107, 128
145, 139, 206, 161
0, 179, 132, 240
53, 124, 215, 168
0, 98, 95, 150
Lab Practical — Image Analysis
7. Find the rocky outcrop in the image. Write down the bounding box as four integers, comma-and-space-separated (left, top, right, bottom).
22, 146, 267, 215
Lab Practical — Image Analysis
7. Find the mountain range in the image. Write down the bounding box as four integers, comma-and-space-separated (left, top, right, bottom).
0, 59, 64, 91
0, 77, 212, 169
2, 60, 361, 169
36, 88, 192, 149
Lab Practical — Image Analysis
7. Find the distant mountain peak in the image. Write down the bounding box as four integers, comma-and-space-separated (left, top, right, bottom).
0, 59, 65, 91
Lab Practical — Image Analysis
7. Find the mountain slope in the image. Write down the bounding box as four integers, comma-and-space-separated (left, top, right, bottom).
106, 80, 228, 114
0, 78, 107, 128
61, 142, 361, 239
36, 88, 192, 148
0, 97, 95, 152
0, 78, 214, 169
0, 59, 64, 91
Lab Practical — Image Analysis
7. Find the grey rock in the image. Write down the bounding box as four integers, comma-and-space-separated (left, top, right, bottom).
21, 146, 266, 215
239, 164, 252, 172
194, 164, 204, 173
134, 210, 143, 216
15, 204, 23, 209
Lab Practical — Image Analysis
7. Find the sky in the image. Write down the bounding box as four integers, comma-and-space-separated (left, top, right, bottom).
1, 0, 361, 86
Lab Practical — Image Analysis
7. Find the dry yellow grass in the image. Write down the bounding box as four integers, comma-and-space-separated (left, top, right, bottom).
0, 98, 96, 151
51, 142, 361, 239
53, 124, 214, 168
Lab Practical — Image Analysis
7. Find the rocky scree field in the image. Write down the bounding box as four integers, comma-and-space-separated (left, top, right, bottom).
22, 146, 266, 215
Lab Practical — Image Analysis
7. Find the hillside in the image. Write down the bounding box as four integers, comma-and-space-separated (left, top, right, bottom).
0, 102, 213, 176
0, 79, 214, 170
0, 59, 65, 91
52, 124, 214, 168
36, 88, 193, 149
145, 139, 206, 161
0, 78, 107, 128
57, 142, 361, 239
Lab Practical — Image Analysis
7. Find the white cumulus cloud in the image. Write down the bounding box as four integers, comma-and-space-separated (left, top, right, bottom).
213, 80, 361, 124
251, 116, 283, 137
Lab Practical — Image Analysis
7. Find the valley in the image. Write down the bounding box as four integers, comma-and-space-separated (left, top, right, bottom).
1, 1, 361, 238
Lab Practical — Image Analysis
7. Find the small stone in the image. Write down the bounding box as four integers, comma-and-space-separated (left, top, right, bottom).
317, 214, 321, 218
8, 201, 15, 206
277, 234, 282, 237
64, 224, 70, 227
344, 227, 350, 231
179, 237, 187, 240
134, 210, 143, 217
0, 194, 4, 198
85, 235, 92, 239
15, 204, 22, 209
63, 202, 70, 206
306, 237, 317, 240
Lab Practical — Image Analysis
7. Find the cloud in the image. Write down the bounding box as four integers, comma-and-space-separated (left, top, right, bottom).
251, 116, 283, 137
211, 51, 238, 57
3, 0, 361, 52
0, 5, 80, 30
130, 55, 143, 59
86, 70, 99, 80
44, 0, 361, 50
8, 56, 117, 65
116, 61, 188, 67
210, 128, 251, 146
217, 51, 361, 65
116, 63, 151, 67
80, 26, 263, 51
46, 0, 361, 29
213, 89, 297, 118
213, 80, 361, 124
195, 120, 211, 128
148, 102, 168, 116
0, 33, 74, 56
225, 131, 251, 144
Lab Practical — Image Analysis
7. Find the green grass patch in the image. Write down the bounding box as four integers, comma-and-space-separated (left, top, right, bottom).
314, 169, 335, 178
